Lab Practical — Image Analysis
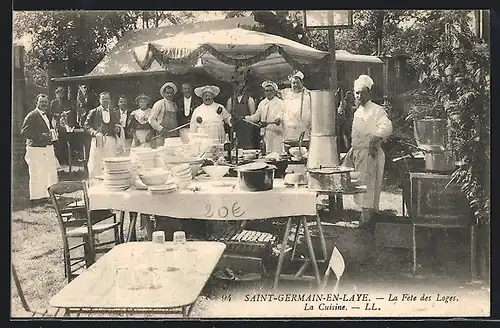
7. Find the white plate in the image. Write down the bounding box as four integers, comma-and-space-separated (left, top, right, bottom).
104, 157, 132, 163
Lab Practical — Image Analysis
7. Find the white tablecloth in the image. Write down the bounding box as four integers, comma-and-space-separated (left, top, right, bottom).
89, 177, 317, 221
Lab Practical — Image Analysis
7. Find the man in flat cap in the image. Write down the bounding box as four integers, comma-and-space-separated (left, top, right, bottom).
149, 81, 179, 148
343, 74, 393, 230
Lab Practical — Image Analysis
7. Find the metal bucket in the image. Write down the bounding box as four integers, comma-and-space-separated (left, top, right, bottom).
413, 118, 447, 147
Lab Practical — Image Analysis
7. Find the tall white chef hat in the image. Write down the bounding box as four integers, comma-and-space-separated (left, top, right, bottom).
288, 70, 304, 81
353, 74, 374, 91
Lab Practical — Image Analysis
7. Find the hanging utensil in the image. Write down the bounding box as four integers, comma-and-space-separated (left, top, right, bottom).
117, 123, 192, 155
241, 118, 261, 128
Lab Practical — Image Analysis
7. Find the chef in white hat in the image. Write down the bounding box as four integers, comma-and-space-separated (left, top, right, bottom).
245, 80, 284, 154
189, 85, 232, 143
343, 74, 393, 229
148, 81, 179, 147
279, 70, 312, 141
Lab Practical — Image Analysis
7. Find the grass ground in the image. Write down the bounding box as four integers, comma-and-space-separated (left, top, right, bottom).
11, 164, 489, 318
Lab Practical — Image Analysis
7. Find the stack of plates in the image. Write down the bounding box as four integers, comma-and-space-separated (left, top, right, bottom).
148, 181, 177, 194
130, 148, 158, 170
172, 163, 193, 190
103, 157, 133, 191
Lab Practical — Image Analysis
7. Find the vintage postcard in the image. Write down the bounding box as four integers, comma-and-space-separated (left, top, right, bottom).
11, 9, 490, 318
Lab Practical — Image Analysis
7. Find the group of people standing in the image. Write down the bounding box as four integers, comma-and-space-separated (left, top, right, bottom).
20, 71, 393, 230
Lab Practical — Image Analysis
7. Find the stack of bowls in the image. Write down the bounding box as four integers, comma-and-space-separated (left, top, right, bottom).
171, 163, 193, 190
130, 148, 158, 170
102, 157, 133, 191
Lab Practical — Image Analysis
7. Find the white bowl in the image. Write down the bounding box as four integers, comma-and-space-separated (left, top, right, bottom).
137, 168, 171, 186
289, 147, 308, 160
203, 165, 230, 179
350, 171, 361, 180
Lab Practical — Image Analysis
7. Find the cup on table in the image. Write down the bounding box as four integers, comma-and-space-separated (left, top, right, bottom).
173, 231, 186, 244
152, 231, 165, 243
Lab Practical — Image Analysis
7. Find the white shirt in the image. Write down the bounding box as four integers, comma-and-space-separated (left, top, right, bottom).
351, 100, 393, 149
189, 102, 232, 142
246, 97, 284, 135
36, 108, 51, 130
183, 97, 192, 116
101, 106, 111, 123
280, 88, 312, 140
119, 109, 127, 127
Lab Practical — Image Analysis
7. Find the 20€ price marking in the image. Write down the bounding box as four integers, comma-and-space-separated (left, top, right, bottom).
205, 202, 245, 218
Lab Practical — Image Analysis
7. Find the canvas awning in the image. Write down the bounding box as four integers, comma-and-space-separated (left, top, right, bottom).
52, 16, 382, 84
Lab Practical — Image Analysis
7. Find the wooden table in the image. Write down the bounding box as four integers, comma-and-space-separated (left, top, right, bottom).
88, 178, 365, 290
49, 241, 226, 317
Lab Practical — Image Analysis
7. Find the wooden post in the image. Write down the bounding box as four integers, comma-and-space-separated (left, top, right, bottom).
13, 44, 26, 133
13, 44, 27, 171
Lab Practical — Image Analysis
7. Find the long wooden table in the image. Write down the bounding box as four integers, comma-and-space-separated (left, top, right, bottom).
49, 241, 226, 317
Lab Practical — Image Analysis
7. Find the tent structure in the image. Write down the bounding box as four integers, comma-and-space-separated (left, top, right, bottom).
52, 16, 382, 84
132, 27, 382, 83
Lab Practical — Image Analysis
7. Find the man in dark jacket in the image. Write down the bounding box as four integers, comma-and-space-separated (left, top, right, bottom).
21, 94, 59, 204
84, 92, 123, 179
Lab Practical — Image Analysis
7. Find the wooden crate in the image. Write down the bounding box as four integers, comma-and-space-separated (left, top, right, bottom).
408, 172, 473, 226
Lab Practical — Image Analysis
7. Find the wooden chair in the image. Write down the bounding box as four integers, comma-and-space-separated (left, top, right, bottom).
11, 263, 67, 318
48, 180, 124, 283
321, 247, 346, 292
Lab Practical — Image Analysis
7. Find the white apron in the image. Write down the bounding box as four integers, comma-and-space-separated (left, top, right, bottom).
189, 103, 231, 143
249, 97, 284, 154
343, 101, 392, 210
87, 132, 124, 179
25, 145, 59, 200
282, 88, 311, 141
179, 128, 190, 144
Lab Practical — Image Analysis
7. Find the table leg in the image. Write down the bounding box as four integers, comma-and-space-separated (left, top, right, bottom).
273, 217, 292, 290
290, 218, 301, 261
301, 216, 321, 286
315, 214, 328, 261
412, 224, 417, 275
127, 212, 138, 242
118, 211, 125, 243
146, 215, 155, 241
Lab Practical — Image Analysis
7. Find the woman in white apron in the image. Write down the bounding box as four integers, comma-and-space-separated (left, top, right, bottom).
343, 75, 393, 229
129, 94, 155, 148
189, 85, 232, 143
280, 71, 312, 141
245, 80, 284, 154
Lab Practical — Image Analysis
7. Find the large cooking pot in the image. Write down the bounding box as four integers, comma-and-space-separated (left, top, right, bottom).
237, 163, 276, 192
265, 159, 288, 178
307, 166, 354, 192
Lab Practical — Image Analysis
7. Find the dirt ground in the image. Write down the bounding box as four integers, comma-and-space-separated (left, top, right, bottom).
11, 165, 490, 318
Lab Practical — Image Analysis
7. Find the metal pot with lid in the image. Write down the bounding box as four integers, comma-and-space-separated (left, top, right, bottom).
307, 166, 354, 192
236, 162, 276, 192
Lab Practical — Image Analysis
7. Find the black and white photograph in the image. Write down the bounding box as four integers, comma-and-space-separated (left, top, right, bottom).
11, 9, 491, 318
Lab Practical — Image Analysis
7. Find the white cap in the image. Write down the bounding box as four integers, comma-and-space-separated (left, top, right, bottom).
353, 75, 374, 90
